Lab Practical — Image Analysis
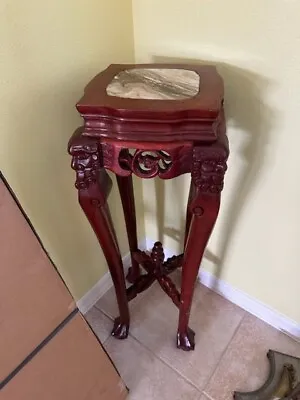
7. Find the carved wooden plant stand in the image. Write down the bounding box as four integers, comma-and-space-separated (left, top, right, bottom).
68, 64, 229, 351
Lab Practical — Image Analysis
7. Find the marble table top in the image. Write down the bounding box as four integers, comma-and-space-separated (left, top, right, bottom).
106, 68, 200, 100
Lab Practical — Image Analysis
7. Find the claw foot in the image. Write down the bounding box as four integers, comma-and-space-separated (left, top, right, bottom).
177, 328, 195, 351
111, 317, 129, 339
126, 266, 140, 284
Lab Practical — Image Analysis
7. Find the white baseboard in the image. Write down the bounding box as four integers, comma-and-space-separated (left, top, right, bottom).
76, 239, 146, 314
198, 260, 300, 341
77, 237, 300, 341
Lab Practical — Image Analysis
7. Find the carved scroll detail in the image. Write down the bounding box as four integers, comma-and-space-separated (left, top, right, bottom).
99, 142, 192, 179
157, 275, 181, 308
119, 149, 172, 178
102, 142, 115, 169
192, 148, 228, 193
151, 241, 165, 268
164, 254, 184, 274
69, 138, 100, 189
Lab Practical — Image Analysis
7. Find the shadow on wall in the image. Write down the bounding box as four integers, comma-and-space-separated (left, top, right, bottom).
2, 71, 144, 298
144, 55, 275, 282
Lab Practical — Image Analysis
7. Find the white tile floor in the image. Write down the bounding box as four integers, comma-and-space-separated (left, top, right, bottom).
85, 272, 300, 400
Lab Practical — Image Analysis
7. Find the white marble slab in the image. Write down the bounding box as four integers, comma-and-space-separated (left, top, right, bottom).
106, 68, 200, 100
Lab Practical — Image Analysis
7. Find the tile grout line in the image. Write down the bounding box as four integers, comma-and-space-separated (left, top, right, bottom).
102, 332, 111, 347
94, 304, 115, 321
93, 302, 247, 394
84, 308, 112, 345
202, 312, 247, 395
201, 391, 215, 400
92, 289, 248, 395
126, 330, 203, 393
101, 329, 201, 393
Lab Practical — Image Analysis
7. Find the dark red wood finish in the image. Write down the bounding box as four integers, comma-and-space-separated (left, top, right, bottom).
68, 64, 229, 351
68, 129, 130, 338
116, 173, 140, 283
76, 63, 224, 143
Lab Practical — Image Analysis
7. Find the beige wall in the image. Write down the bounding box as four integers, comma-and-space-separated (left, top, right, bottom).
2, 0, 299, 324
0, 0, 144, 300
132, 0, 300, 323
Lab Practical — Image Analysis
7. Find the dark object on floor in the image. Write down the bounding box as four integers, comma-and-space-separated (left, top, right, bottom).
234, 350, 300, 399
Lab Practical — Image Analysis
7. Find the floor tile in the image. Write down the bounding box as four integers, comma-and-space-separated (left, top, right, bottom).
95, 269, 183, 319
198, 394, 212, 400
95, 283, 143, 320
94, 285, 120, 318
104, 335, 200, 400
124, 271, 245, 390
84, 307, 112, 343
205, 313, 300, 400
